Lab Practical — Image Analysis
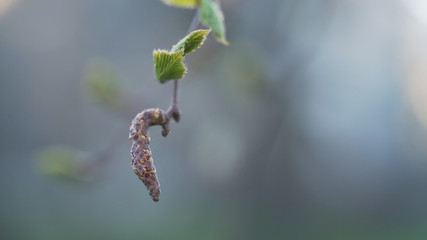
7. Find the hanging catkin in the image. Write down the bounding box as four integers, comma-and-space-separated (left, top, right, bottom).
129, 108, 168, 202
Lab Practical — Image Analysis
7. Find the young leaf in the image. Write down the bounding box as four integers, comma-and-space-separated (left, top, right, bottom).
161, 0, 200, 8
199, 0, 229, 45
171, 29, 211, 56
153, 49, 187, 83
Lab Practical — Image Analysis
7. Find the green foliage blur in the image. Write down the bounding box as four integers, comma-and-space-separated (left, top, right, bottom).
84, 60, 125, 110
36, 145, 83, 181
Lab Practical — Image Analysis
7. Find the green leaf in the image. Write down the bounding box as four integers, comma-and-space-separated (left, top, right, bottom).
199, 0, 229, 45
161, 0, 200, 8
153, 49, 187, 83
152, 30, 210, 83
171, 29, 211, 56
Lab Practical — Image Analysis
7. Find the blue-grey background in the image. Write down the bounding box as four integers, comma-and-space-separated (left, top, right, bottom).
2, 0, 427, 239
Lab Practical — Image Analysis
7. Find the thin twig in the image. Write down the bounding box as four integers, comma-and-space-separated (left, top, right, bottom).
166, 11, 201, 122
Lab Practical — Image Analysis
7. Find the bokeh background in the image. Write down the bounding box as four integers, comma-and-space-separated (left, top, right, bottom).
2, 0, 427, 239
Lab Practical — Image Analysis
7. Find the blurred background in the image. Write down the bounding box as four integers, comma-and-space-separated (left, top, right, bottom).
2, 0, 427, 239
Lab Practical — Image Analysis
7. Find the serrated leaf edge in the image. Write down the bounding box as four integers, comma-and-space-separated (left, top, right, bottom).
153, 49, 187, 83
171, 29, 211, 56
199, 0, 229, 46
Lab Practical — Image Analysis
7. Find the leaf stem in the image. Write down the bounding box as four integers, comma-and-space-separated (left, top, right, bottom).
166, 10, 201, 122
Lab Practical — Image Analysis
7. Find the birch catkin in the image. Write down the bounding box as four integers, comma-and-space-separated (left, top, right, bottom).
129, 108, 168, 202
